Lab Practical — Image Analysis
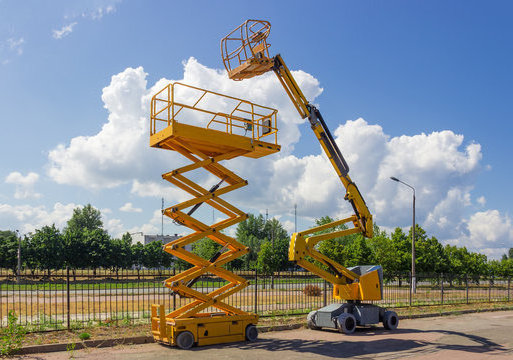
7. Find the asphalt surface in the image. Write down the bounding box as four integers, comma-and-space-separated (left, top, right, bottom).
17, 310, 513, 359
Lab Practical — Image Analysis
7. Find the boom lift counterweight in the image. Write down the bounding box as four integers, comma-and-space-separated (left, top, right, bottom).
221, 19, 399, 333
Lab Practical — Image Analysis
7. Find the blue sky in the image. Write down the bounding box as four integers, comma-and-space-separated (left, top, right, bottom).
1, 0, 512, 258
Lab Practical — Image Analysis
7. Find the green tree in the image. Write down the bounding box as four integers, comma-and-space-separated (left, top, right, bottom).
263, 218, 288, 246
256, 237, 289, 274
65, 204, 103, 233
315, 216, 352, 269
0, 231, 19, 273
444, 245, 467, 275
28, 225, 64, 275
62, 229, 88, 270
367, 225, 398, 274
83, 229, 111, 271
143, 241, 172, 270
131, 242, 145, 269
256, 218, 289, 274
192, 238, 221, 261
501, 258, 513, 277
389, 227, 411, 273
235, 214, 267, 270
109, 233, 133, 273
414, 235, 448, 274
344, 235, 373, 267
466, 252, 488, 283
488, 259, 502, 276
63, 204, 105, 271
21, 235, 37, 271
143, 241, 162, 269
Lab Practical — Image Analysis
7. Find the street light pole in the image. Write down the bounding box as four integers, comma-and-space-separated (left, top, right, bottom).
15, 230, 21, 284
390, 177, 416, 294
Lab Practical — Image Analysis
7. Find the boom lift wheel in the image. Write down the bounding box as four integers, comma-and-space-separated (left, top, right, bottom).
245, 324, 258, 341
306, 310, 320, 330
337, 313, 356, 334
176, 331, 195, 350
383, 311, 399, 330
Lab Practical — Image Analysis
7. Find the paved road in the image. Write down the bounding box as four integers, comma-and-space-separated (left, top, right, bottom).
17, 310, 513, 359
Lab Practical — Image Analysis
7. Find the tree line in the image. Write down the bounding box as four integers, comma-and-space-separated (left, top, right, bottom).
1, 204, 512, 277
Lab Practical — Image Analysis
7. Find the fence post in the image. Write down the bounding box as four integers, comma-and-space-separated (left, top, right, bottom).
66, 266, 70, 330
254, 269, 258, 315
465, 274, 469, 305
441, 273, 444, 305
172, 267, 176, 311
323, 280, 327, 307
508, 276, 511, 302
489, 274, 492, 302
409, 272, 412, 307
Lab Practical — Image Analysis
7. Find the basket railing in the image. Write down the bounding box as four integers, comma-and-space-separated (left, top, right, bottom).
150, 82, 277, 144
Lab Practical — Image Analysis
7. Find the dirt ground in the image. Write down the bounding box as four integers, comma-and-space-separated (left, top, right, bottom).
15, 310, 513, 360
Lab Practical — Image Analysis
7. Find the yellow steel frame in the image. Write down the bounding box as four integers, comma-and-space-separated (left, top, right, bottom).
221, 20, 380, 302
150, 82, 280, 347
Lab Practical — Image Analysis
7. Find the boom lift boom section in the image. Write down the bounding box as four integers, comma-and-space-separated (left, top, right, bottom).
221, 20, 377, 301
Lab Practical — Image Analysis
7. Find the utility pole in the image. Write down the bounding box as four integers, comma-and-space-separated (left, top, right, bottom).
161, 197, 164, 236
294, 203, 297, 233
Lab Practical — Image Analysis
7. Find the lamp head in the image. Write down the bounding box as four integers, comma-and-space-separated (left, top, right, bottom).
390, 176, 400, 182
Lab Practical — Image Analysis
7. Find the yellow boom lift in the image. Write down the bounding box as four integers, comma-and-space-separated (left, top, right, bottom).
150, 82, 280, 348
221, 20, 399, 334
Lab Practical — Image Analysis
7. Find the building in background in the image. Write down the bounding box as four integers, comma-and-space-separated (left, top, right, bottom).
131, 233, 181, 246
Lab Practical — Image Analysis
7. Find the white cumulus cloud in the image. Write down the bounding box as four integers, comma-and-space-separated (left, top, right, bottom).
5, 171, 42, 199
0, 202, 77, 234
120, 202, 142, 213
457, 210, 513, 259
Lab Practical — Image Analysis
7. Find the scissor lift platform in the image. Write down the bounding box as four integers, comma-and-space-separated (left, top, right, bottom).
150, 119, 280, 159
150, 82, 280, 158
149, 82, 279, 349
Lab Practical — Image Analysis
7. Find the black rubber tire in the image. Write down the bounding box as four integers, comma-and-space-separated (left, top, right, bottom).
176, 330, 195, 350
337, 313, 356, 334
306, 311, 321, 330
383, 311, 399, 330
245, 324, 258, 342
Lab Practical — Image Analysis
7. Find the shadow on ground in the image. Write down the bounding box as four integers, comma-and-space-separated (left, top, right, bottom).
185, 327, 512, 358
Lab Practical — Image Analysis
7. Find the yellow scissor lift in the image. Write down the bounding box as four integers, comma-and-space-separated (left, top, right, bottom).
150, 82, 279, 349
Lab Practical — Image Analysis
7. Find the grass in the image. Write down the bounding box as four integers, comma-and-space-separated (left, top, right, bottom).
78, 332, 91, 341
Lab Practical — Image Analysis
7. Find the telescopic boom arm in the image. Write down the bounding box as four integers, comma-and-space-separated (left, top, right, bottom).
222, 20, 380, 301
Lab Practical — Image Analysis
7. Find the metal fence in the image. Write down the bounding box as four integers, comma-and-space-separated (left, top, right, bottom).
0, 268, 511, 331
